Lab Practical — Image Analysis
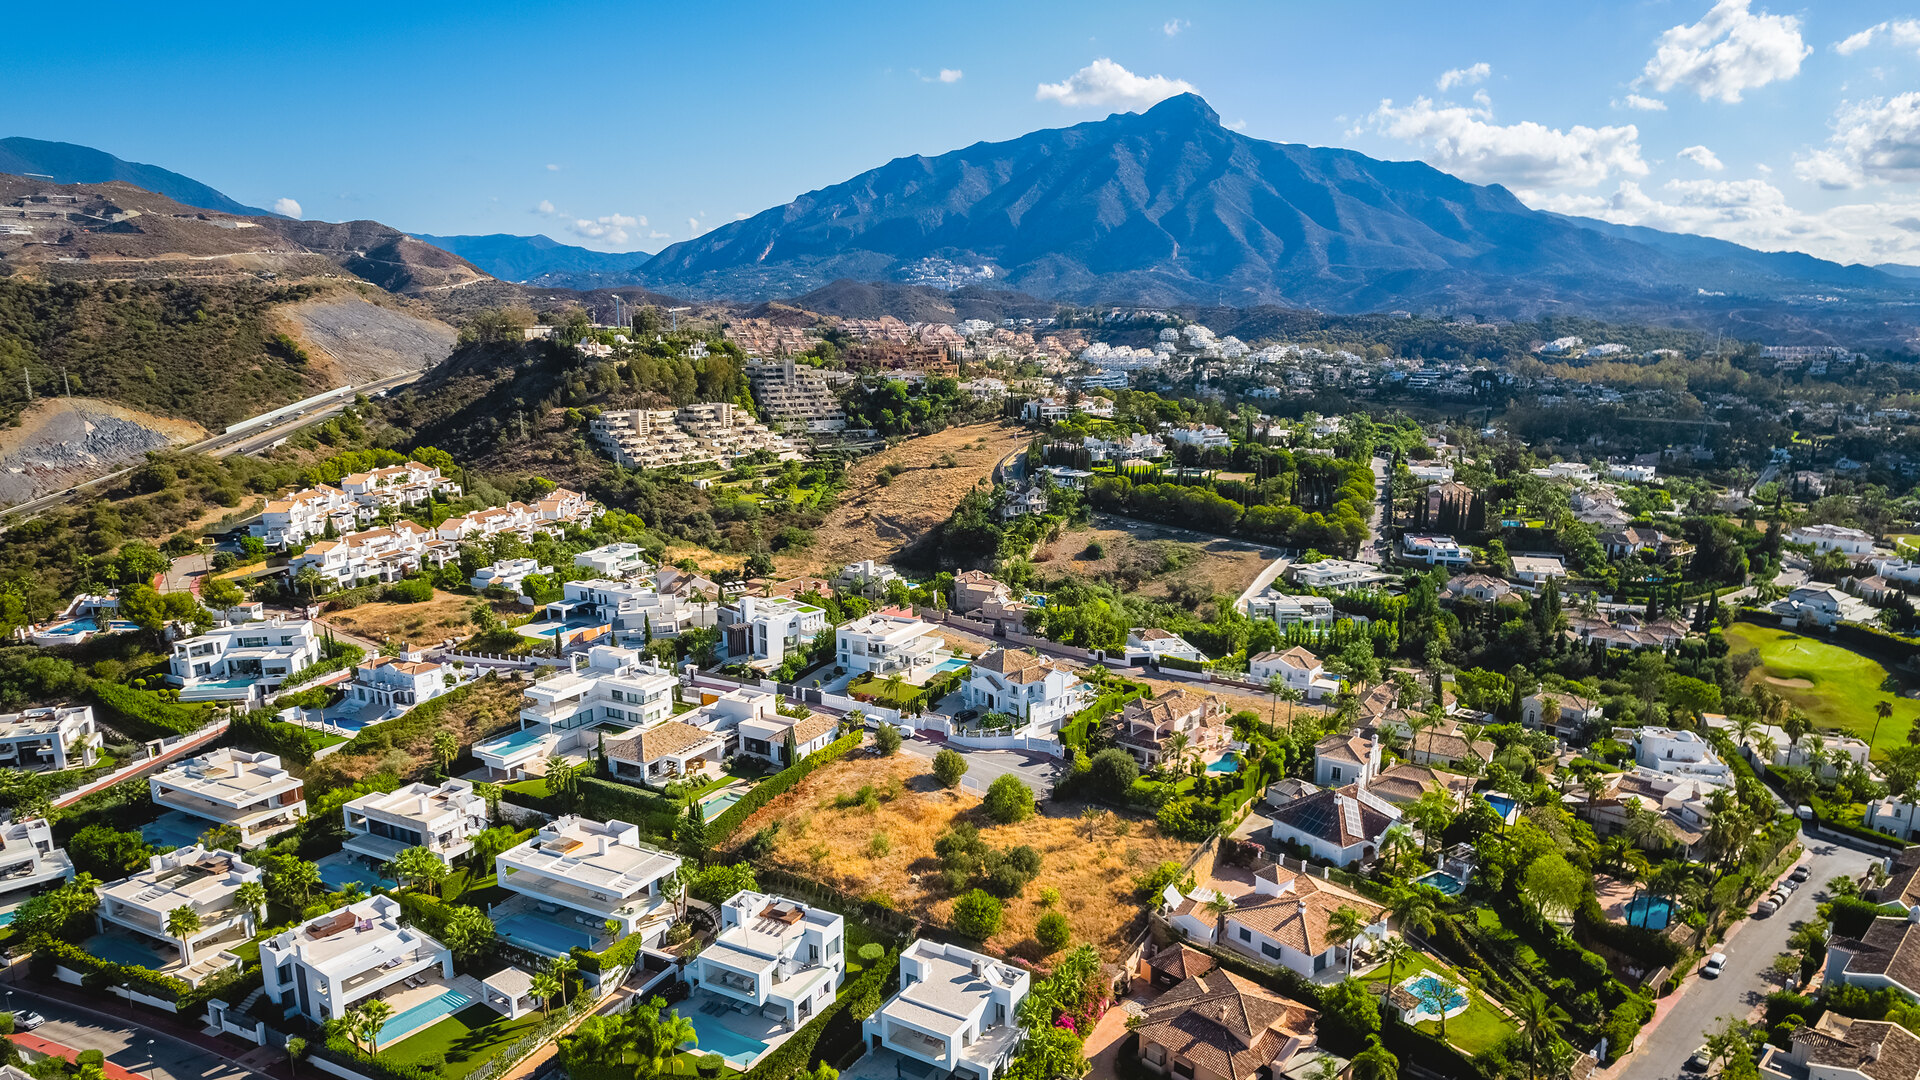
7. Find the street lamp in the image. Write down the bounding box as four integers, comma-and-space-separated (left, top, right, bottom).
146, 1038, 155, 1080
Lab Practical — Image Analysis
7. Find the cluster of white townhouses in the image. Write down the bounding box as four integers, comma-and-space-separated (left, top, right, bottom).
252, 462, 462, 547
166, 618, 323, 704
590, 402, 801, 469
149, 748, 307, 848
287, 490, 600, 591
0, 703, 102, 771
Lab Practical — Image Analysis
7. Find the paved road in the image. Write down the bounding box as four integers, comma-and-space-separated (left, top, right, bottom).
0, 983, 259, 1080
1360, 455, 1391, 565
1615, 831, 1877, 1080
900, 736, 1062, 796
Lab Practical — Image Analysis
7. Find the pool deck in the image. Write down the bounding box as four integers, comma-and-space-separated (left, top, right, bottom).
680, 988, 802, 1068
369, 972, 486, 1050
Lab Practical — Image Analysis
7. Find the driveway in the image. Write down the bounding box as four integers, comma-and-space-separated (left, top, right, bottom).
1612, 831, 1877, 1080
899, 734, 1062, 796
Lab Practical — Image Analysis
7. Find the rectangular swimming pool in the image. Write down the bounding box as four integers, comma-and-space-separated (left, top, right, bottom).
379, 989, 473, 1045
701, 790, 744, 822
497, 912, 597, 955
932, 658, 972, 674
317, 852, 400, 893
683, 1013, 771, 1068
87, 933, 169, 969
140, 810, 211, 851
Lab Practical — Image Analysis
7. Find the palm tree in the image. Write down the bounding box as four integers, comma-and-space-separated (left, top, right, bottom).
1874, 700, 1896, 751
1165, 732, 1192, 775
166, 905, 202, 965
1393, 891, 1437, 942
1379, 824, 1418, 876
1625, 803, 1667, 853
1327, 905, 1367, 976
548, 954, 579, 1008
354, 999, 393, 1056
234, 881, 267, 931
1733, 714, 1759, 753
530, 972, 562, 1018
1266, 674, 1288, 733
1375, 936, 1413, 988
1511, 990, 1563, 1080
1277, 685, 1302, 735
432, 731, 459, 774
647, 1008, 700, 1075
1080, 806, 1104, 841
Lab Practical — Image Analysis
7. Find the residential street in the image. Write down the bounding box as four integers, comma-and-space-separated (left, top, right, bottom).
0, 979, 267, 1080
1361, 455, 1391, 565
1612, 831, 1878, 1080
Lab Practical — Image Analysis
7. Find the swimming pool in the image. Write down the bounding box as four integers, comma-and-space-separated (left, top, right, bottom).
317, 851, 400, 893
0, 911, 18, 928
141, 810, 212, 850
87, 933, 169, 969
1413, 871, 1465, 896
1622, 895, 1674, 930
39, 618, 140, 638
497, 912, 598, 955
701, 789, 745, 821
378, 989, 473, 1046
932, 657, 972, 674
478, 727, 552, 759
683, 1013, 772, 1068
1399, 974, 1469, 1023
1205, 753, 1241, 774
1483, 793, 1519, 820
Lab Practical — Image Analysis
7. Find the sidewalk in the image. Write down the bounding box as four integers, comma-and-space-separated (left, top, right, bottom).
4, 965, 284, 1079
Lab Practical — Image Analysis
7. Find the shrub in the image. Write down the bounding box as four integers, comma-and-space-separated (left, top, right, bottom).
874, 723, 902, 756
983, 774, 1035, 823
1089, 748, 1140, 799
1035, 911, 1071, 953
951, 889, 1004, 940
709, 732, 861, 846
858, 943, 885, 963
933, 748, 968, 788
90, 681, 212, 739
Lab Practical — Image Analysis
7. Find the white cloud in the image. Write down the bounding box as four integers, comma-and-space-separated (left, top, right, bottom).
1436, 62, 1490, 92
1223, 118, 1248, 132
1620, 94, 1669, 112
688, 217, 703, 237
1035, 58, 1196, 111
1837, 22, 1887, 55
1163, 18, 1188, 36
938, 68, 963, 83
545, 163, 561, 172
1640, 0, 1810, 103
534, 200, 557, 215
1678, 145, 1725, 171
1835, 19, 1920, 55
1794, 93, 1920, 189
1368, 96, 1647, 188
568, 213, 644, 245
271, 197, 302, 219
647, 230, 670, 240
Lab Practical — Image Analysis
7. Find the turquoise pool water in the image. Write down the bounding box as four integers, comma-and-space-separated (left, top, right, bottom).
0, 911, 18, 927
701, 789, 744, 821
684, 1014, 771, 1068
932, 657, 972, 674
1484, 793, 1519, 819
379, 989, 473, 1044
87, 933, 168, 968
141, 810, 211, 850
1413, 871, 1465, 896
1205, 753, 1241, 774
1403, 974, 1467, 1016
478, 727, 549, 757
497, 912, 596, 955
1623, 895, 1674, 930
317, 851, 400, 893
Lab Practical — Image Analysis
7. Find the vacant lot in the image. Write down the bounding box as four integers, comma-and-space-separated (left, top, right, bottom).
780, 422, 1029, 576
1034, 513, 1278, 605
738, 753, 1193, 960
306, 674, 525, 785
1725, 621, 1918, 759
319, 589, 524, 649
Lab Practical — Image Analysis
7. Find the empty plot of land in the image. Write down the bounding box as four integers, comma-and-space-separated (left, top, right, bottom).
781, 422, 1029, 576
278, 294, 457, 383
1034, 514, 1280, 603
0, 398, 207, 506
738, 752, 1192, 960
319, 589, 524, 648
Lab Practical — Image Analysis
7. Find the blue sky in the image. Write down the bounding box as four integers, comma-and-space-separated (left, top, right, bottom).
10, 1, 1920, 264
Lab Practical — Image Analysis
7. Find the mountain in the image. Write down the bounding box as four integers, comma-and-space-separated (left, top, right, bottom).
638, 93, 1918, 331
0, 137, 272, 217
252, 218, 491, 294
414, 233, 652, 289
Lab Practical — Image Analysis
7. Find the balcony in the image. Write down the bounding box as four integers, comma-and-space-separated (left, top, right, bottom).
885, 1027, 951, 1064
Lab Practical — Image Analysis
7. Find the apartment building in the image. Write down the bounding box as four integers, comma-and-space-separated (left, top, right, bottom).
166, 619, 322, 704
718, 596, 829, 668
149, 749, 307, 848
835, 610, 947, 678
591, 403, 799, 469
746, 359, 849, 433
0, 818, 73, 913
95, 846, 262, 985
574, 542, 653, 579
688, 890, 846, 1046
493, 816, 683, 952
260, 895, 455, 1027
1241, 588, 1337, 629
475, 646, 676, 779
863, 940, 1031, 1080
338, 461, 461, 509
0, 704, 101, 771
289, 522, 457, 590
342, 780, 489, 868
252, 486, 360, 547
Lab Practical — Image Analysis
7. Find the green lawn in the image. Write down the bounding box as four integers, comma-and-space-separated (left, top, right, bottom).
1724, 623, 1918, 760
387, 1003, 548, 1080
847, 674, 938, 708
1358, 952, 1515, 1056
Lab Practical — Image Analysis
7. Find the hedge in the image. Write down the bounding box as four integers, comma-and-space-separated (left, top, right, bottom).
1058, 682, 1148, 750
283, 642, 366, 688
1760, 765, 1910, 848
709, 731, 861, 846
30, 935, 256, 1014
741, 947, 897, 1080
90, 680, 213, 739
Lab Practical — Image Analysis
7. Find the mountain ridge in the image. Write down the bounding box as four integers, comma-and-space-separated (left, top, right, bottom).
0, 137, 274, 217
414, 233, 654, 288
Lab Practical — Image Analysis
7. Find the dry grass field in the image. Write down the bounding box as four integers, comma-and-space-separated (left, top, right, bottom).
1032, 514, 1277, 604
779, 422, 1031, 576
305, 674, 526, 785
319, 589, 524, 649
738, 753, 1194, 960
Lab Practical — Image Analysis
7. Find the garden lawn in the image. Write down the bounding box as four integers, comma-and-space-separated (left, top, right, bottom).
847, 675, 929, 708
1724, 623, 1918, 760
1357, 952, 1515, 1056
386, 1003, 548, 1080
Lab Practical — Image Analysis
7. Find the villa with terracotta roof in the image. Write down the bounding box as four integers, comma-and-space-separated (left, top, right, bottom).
1142, 942, 1216, 989
1221, 863, 1389, 979
1443, 574, 1513, 604
1827, 916, 1920, 1002
1131, 967, 1335, 1080
1405, 721, 1496, 771
1248, 647, 1340, 702
1113, 689, 1228, 769
1365, 763, 1474, 808
960, 649, 1089, 730
1874, 848, 1920, 913
604, 720, 728, 785
1769, 1012, 1920, 1080
1310, 734, 1376, 787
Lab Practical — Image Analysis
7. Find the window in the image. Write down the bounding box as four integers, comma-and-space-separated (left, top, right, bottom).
1238, 927, 1252, 942
1261, 942, 1280, 959
1172, 1062, 1194, 1080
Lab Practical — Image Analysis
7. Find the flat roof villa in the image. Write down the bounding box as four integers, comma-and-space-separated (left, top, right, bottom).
491, 816, 682, 956
342, 780, 488, 871
686, 890, 847, 1068
475, 646, 677, 780
0, 704, 101, 771
0, 818, 73, 913
94, 846, 261, 987
148, 749, 306, 848
166, 619, 322, 704
260, 895, 507, 1050
863, 939, 1031, 1080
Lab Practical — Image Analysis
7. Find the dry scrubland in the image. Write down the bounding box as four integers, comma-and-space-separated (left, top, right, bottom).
781, 422, 1031, 575
318, 589, 525, 648
305, 674, 525, 785
738, 753, 1193, 959
1033, 514, 1278, 603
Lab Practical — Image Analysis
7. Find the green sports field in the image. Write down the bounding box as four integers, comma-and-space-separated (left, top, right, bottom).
1724, 622, 1919, 760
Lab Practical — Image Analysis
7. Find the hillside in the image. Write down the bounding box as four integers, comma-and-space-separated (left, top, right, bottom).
415, 232, 653, 289
639, 93, 1920, 341
252, 218, 491, 294
0, 137, 271, 216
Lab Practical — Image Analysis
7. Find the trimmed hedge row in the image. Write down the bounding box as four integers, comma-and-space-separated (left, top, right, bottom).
30, 935, 257, 1015
90, 680, 213, 738
709, 731, 862, 846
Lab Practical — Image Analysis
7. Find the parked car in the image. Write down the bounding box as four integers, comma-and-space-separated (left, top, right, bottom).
13, 1011, 45, 1031
1686, 1047, 1712, 1073
1789, 865, 1811, 883
1797, 805, 1815, 820
1779, 878, 1798, 892
1756, 897, 1779, 916
1703, 953, 1728, 978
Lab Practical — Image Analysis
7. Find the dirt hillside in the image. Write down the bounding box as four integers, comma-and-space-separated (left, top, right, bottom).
0, 398, 206, 506
276, 294, 458, 382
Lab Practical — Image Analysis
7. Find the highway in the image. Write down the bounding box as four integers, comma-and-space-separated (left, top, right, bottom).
0, 368, 425, 527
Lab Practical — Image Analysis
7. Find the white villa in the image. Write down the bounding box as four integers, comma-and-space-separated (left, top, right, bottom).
1286, 560, 1389, 590
1791, 524, 1875, 555
1401, 534, 1471, 567
166, 619, 322, 704
719, 596, 829, 669
0, 818, 73, 914
259, 895, 461, 1043
961, 649, 1089, 730
864, 939, 1031, 1080
95, 846, 262, 986
1123, 628, 1207, 665
1247, 647, 1340, 702
492, 816, 683, 954
1242, 588, 1337, 629
149, 749, 307, 848
836, 610, 951, 679
469, 558, 551, 595
1509, 554, 1567, 584
0, 704, 101, 771
475, 646, 676, 780
342, 654, 458, 721
687, 890, 846, 1061
737, 709, 840, 769
1219, 863, 1390, 980
544, 576, 718, 647
1631, 727, 1732, 783
574, 543, 653, 579
342, 780, 489, 869
833, 560, 903, 600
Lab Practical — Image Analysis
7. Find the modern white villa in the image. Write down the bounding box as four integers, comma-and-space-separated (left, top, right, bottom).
342, 780, 489, 869
685, 890, 847, 1066
863, 939, 1032, 1080
340, 654, 459, 722
719, 596, 829, 669
574, 542, 653, 579
166, 619, 323, 704
149, 749, 307, 848
0, 704, 101, 771
94, 846, 262, 986
835, 610, 950, 679
0, 818, 74, 915
474, 646, 677, 779
259, 895, 465, 1046
491, 816, 683, 956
